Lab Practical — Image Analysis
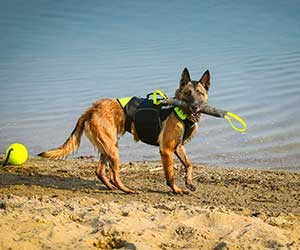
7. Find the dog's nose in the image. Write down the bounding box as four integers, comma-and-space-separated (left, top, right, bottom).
190, 103, 200, 113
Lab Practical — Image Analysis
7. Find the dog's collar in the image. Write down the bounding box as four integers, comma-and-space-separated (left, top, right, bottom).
173, 109, 197, 143
188, 113, 201, 123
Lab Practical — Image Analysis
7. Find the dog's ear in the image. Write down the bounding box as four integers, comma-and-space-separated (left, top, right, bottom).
180, 67, 191, 89
199, 70, 210, 91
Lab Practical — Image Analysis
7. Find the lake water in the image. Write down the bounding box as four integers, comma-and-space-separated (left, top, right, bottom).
1, 0, 300, 169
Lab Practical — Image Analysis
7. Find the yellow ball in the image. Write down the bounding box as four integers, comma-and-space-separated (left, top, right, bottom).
5, 143, 28, 165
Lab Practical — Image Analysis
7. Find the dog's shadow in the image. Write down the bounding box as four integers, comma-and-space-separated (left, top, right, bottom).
0, 172, 172, 196
0, 157, 171, 195
0, 171, 107, 191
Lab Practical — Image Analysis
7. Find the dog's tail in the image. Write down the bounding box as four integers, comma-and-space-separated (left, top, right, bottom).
38, 113, 88, 159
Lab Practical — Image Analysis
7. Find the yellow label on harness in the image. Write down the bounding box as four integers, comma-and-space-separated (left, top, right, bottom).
174, 107, 187, 120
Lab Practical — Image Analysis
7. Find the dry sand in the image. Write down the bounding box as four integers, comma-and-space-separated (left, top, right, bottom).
0, 155, 299, 249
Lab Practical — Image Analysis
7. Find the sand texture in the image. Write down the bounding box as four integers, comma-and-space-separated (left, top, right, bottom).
0, 156, 299, 249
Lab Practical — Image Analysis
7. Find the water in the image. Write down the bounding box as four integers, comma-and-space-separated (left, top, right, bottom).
1, 0, 300, 169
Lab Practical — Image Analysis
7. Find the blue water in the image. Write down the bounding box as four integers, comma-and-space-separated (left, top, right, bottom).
1, 0, 300, 169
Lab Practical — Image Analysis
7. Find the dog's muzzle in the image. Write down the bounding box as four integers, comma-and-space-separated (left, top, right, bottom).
190, 103, 202, 114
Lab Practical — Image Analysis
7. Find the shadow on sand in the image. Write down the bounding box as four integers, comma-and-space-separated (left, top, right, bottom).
0, 172, 107, 191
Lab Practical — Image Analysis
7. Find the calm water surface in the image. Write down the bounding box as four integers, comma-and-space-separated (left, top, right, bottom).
1, 1, 300, 169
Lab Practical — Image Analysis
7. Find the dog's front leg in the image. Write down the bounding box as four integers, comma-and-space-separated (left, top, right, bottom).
160, 147, 187, 194
159, 113, 189, 194
175, 145, 196, 191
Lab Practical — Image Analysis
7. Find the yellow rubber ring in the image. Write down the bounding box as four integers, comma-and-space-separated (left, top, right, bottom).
224, 112, 247, 133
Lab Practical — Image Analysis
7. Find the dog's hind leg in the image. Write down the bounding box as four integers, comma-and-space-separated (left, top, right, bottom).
108, 167, 118, 188
175, 145, 196, 192
85, 116, 135, 193
93, 138, 135, 193
107, 146, 136, 194
95, 155, 115, 190
93, 139, 135, 193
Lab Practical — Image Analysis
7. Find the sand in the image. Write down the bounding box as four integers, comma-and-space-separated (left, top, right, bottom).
0, 156, 299, 249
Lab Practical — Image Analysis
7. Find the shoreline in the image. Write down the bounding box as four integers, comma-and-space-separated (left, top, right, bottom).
0, 156, 299, 249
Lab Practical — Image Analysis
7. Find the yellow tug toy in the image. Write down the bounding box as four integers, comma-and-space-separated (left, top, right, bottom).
155, 89, 247, 133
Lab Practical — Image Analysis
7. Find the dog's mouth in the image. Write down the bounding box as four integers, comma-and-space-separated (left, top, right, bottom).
190, 105, 201, 114
188, 102, 203, 115
180, 99, 204, 116
187, 104, 203, 123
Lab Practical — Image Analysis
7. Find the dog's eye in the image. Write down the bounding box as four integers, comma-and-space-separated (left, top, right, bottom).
184, 90, 192, 95
196, 90, 204, 96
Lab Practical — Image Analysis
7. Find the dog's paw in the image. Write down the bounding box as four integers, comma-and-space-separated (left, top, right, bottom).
124, 188, 138, 194
182, 189, 190, 195
186, 183, 197, 192
172, 188, 189, 195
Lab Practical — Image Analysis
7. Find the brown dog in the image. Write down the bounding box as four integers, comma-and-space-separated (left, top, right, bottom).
39, 68, 210, 194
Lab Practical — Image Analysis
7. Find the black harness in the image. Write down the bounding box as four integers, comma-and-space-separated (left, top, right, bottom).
118, 96, 195, 146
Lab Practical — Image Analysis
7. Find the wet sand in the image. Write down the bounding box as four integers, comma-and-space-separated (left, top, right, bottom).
0, 156, 299, 249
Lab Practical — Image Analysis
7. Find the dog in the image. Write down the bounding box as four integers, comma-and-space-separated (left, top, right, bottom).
39, 68, 210, 194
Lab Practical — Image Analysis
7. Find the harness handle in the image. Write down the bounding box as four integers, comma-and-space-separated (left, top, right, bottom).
147, 89, 168, 105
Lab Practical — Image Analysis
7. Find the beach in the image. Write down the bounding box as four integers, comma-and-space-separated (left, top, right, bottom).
0, 156, 299, 249
1, 1, 300, 249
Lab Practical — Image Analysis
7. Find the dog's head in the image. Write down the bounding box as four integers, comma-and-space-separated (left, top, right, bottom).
175, 68, 210, 117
